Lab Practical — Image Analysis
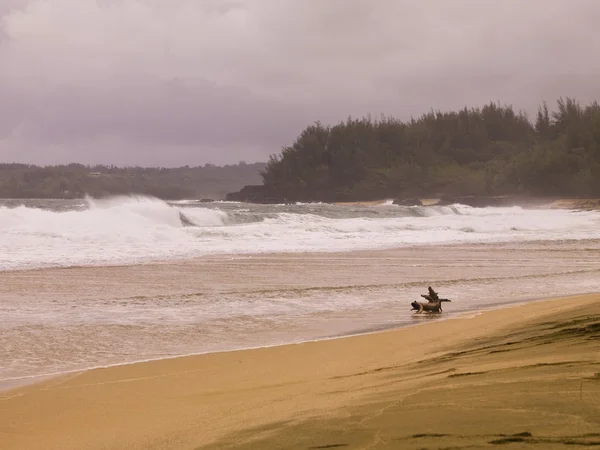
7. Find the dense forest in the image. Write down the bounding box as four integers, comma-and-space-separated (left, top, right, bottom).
4, 98, 600, 203
255, 98, 600, 202
0, 162, 266, 200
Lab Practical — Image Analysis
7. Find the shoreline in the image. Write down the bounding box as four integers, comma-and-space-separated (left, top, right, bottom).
341, 198, 600, 210
2, 293, 599, 449
3, 289, 597, 393
3, 241, 600, 394
4, 195, 599, 208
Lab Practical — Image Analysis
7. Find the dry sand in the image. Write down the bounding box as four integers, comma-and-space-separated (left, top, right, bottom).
2, 294, 599, 450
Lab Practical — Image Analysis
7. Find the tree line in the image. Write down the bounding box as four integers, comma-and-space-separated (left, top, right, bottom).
259, 98, 600, 202
0, 162, 266, 200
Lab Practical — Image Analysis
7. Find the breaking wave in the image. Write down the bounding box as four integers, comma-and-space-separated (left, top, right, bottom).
1, 195, 599, 270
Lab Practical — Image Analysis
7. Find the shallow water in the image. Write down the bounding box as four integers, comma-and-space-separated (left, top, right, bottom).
2, 232, 600, 389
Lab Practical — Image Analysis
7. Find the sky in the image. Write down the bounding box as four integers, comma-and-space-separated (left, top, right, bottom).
1, 0, 599, 167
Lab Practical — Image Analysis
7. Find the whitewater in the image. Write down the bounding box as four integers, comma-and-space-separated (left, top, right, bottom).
3, 195, 600, 389
1, 195, 600, 271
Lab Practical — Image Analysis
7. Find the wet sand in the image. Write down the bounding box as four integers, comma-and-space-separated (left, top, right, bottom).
545, 198, 600, 210
334, 197, 600, 209
2, 293, 599, 450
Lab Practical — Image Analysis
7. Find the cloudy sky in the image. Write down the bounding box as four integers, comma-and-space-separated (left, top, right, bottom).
1, 0, 599, 166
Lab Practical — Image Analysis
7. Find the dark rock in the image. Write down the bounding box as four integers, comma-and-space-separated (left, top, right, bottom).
392, 197, 423, 206
225, 185, 287, 204
436, 195, 458, 206
199, 198, 214, 203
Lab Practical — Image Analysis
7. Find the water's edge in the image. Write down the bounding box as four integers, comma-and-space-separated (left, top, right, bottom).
3, 291, 596, 393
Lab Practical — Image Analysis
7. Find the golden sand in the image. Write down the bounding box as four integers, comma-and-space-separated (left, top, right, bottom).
545, 198, 600, 210
2, 294, 599, 450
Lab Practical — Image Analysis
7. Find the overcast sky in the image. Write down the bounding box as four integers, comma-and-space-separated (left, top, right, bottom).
1, 0, 599, 167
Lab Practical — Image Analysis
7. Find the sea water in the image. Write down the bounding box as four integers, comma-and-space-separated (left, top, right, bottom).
1, 196, 600, 388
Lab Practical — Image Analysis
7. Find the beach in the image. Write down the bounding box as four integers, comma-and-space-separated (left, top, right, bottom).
3, 242, 600, 388
2, 292, 599, 450
3, 1, 600, 447
2, 198, 600, 449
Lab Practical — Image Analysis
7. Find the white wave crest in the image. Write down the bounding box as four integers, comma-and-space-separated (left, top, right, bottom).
1, 197, 600, 270
0, 195, 228, 270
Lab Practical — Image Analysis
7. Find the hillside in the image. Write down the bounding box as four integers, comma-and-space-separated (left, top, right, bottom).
0, 162, 266, 200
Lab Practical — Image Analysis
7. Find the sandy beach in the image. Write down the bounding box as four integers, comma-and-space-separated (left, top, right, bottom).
2, 292, 599, 450
2, 199, 600, 449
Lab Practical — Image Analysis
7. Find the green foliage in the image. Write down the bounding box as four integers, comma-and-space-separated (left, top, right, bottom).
261, 98, 600, 201
0, 162, 266, 200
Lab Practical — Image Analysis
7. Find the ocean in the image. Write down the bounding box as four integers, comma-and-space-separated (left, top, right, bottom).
2, 196, 600, 389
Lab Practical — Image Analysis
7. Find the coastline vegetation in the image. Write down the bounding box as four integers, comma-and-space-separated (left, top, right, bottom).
4, 98, 600, 203
0, 162, 266, 200
257, 98, 600, 202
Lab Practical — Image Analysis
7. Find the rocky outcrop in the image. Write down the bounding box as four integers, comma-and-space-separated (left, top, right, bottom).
225, 188, 552, 208
225, 185, 287, 204
392, 197, 423, 206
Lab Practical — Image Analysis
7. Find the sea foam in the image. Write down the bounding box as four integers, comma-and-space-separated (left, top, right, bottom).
1, 195, 599, 270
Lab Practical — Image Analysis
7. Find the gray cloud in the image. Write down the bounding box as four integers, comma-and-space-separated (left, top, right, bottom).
1, 0, 600, 166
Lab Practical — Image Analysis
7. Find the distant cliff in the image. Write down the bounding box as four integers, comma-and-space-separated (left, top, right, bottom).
0, 162, 266, 200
